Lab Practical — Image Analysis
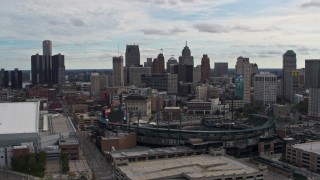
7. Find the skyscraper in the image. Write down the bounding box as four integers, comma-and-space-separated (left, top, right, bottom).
31, 54, 44, 84
31, 41, 65, 86
10, 68, 22, 89
305, 60, 320, 89
282, 50, 297, 102
179, 41, 194, 66
166, 56, 178, 73
214, 62, 228, 77
201, 54, 210, 82
52, 53, 65, 86
125, 45, 140, 67
43, 40, 53, 84
173, 64, 193, 83
235, 56, 252, 104
113, 56, 124, 86
144, 58, 153, 67
91, 73, 101, 97
0, 68, 9, 88
193, 65, 201, 83
43, 40, 52, 56
305, 60, 320, 118
152, 53, 165, 74
253, 72, 277, 105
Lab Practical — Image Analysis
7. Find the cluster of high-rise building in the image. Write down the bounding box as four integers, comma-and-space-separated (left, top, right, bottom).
109, 42, 216, 97
0, 68, 22, 89
31, 40, 65, 86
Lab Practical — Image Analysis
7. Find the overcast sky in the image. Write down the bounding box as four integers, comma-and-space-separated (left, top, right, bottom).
1, 0, 320, 70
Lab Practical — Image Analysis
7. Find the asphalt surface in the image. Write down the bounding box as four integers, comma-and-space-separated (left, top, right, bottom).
76, 131, 113, 180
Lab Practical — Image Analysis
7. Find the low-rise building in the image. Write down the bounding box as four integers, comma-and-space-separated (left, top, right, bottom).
124, 94, 151, 117
285, 141, 320, 172
273, 104, 291, 119
163, 107, 181, 121
109, 146, 265, 180
74, 113, 99, 130
225, 99, 244, 110
59, 139, 79, 160
99, 132, 136, 153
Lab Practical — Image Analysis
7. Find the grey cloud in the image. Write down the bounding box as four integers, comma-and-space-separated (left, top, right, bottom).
142, 27, 186, 35
70, 18, 85, 27
266, 50, 282, 55
193, 23, 228, 33
169, 0, 178, 5
180, 0, 195, 3
276, 44, 297, 48
297, 46, 320, 52
193, 23, 275, 33
232, 25, 262, 32
301, 1, 320, 8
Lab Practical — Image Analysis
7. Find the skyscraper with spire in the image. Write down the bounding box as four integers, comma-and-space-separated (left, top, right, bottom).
179, 41, 194, 67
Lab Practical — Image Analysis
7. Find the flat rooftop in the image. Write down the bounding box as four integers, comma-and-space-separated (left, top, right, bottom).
52, 114, 74, 134
292, 141, 320, 155
0, 102, 39, 134
118, 154, 260, 180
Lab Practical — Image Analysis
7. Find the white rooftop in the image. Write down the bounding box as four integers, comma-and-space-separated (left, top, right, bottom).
292, 141, 320, 155
0, 102, 39, 134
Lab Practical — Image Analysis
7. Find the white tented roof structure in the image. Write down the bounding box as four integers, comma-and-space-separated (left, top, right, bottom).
0, 102, 39, 134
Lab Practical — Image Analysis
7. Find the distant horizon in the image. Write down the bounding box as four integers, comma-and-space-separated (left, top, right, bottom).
17, 67, 284, 71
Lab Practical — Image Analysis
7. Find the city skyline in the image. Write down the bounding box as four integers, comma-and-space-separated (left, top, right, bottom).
1, 0, 320, 69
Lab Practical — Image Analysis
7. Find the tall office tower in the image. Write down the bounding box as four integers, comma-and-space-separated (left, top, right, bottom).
167, 56, 178, 73
152, 53, 165, 74
179, 41, 194, 66
201, 54, 210, 82
113, 56, 124, 86
144, 58, 153, 67
43, 40, 52, 56
309, 89, 320, 117
31, 54, 44, 84
193, 65, 201, 83
43, 40, 53, 84
128, 67, 151, 87
10, 68, 22, 89
90, 73, 101, 97
52, 53, 65, 86
282, 50, 297, 102
235, 56, 252, 104
253, 72, 277, 105
214, 62, 228, 77
305, 60, 320, 89
305, 60, 320, 117
167, 73, 178, 94
0, 68, 9, 88
32, 41, 66, 85
125, 44, 140, 67
173, 64, 193, 83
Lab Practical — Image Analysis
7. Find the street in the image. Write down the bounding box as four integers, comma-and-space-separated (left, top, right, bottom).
76, 131, 113, 180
